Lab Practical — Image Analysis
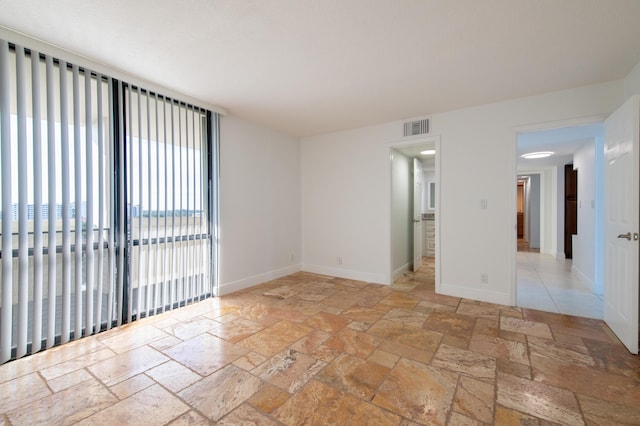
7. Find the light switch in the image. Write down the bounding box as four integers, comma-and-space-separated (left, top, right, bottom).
480, 199, 488, 210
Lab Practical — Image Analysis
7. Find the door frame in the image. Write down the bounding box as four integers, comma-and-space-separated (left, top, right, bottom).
511, 115, 606, 306
388, 135, 441, 286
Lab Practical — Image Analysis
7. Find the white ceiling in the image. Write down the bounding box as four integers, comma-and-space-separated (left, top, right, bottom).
517, 123, 604, 169
2, 1, 640, 137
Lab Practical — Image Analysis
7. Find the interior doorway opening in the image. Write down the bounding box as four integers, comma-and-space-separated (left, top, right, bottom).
389, 137, 439, 289
515, 122, 604, 319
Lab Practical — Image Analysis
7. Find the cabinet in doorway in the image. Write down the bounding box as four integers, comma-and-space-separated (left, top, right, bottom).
422, 214, 435, 257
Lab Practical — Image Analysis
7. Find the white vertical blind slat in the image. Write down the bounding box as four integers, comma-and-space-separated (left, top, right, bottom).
116, 81, 125, 327
72, 64, 82, 340
60, 59, 71, 345
0, 39, 13, 363
136, 87, 142, 318
45, 54, 57, 348
145, 92, 152, 317
32, 49, 44, 353
95, 74, 105, 331
16, 45, 29, 358
85, 69, 94, 334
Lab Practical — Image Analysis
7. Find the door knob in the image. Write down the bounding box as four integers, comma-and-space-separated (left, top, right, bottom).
617, 232, 632, 240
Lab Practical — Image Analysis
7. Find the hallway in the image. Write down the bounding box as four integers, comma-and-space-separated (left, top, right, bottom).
517, 251, 603, 319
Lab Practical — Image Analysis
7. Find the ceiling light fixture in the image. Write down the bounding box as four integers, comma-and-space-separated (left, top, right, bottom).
420, 149, 436, 155
521, 151, 553, 159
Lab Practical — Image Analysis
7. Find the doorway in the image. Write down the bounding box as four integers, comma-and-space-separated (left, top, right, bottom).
515, 123, 604, 319
389, 137, 439, 287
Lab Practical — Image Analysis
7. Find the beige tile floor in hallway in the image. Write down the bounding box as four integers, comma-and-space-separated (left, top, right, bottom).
517, 250, 604, 319
1, 258, 639, 425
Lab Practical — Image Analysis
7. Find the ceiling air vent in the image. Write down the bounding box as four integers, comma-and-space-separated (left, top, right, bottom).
403, 118, 429, 137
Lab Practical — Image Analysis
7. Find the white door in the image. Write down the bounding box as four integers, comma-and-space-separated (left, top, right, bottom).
604, 95, 639, 354
413, 159, 423, 272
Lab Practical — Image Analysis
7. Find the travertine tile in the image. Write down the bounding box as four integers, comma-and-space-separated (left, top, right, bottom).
109, 374, 155, 400
2, 257, 637, 426
167, 410, 210, 426
500, 316, 553, 339
582, 337, 640, 378
494, 405, 540, 426
46, 368, 93, 392
340, 306, 387, 323
233, 351, 268, 371
6, 379, 115, 425
383, 308, 429, 327
88, 345, 168, 387
290, 329, 331, 354
252, 349, 326, 393
162, 317, 219, 341
304, 311, 350, 333
469, 334, 529, 365
497, 372, 584, 425
432, 344, 496, 380
531, 354, 640, 407
78, 384, 188, 425
577, 393, 640, 425
378, 292, 420, 310
178, 364, 262, 421
423, 310, 475, 339
98, 324, 170, 354
316, 353, 389, 400
456, 302, 500, 319
527, 335, 595, 367
368, 349, 400, 369
274, 380, 401, 425
248, 383, 290, 413
163, 332, 247, 376
324, 327, 381, 359
218, 404, 279, 425
0, 372, 51, 413
453, 375, 494, 423
208, 318, 265, 343
368, 319, 442, 353
373, 358, 457, 425
237, 320, 312, 357
40, 348, 115, 381
146, 360, 201, 393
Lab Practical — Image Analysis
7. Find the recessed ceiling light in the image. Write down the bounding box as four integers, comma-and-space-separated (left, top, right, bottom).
521, 151, 553, 159
420, 149, 436, 155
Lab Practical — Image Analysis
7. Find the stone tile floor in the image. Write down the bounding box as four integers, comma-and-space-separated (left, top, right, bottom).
1, 259, 639, 425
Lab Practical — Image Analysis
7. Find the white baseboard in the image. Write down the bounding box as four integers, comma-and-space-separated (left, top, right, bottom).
218, 264, 301, 296
571, 265, 594, 291
392, 263, 411, 282
438, 281, 512, 306
301, 263, 389, 285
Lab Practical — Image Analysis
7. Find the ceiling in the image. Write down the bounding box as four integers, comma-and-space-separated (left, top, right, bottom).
2, 1, 640, 137
517, 123, 604, 169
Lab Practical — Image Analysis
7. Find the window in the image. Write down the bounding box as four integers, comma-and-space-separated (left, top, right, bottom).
0, 40, 219, 363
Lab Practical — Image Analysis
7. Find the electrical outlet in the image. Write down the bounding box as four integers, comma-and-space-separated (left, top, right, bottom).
481, 273, 488, 284
337, 256, 343, 265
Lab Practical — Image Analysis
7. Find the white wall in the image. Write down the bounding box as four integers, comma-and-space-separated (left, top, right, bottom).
391, 150, 413, 278
571, 140, 596, 288
301, 80, 623, 305
301, 123, 397, 284
624, 60, 640, 99
219, 115, 301, 294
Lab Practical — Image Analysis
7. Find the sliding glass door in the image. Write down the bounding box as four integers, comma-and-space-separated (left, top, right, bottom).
0, 40, 218, 363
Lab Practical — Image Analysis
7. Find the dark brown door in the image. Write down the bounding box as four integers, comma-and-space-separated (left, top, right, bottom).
564, 164, 578, 258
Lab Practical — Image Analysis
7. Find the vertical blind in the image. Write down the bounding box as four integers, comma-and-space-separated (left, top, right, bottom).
0, 40, 218, 363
